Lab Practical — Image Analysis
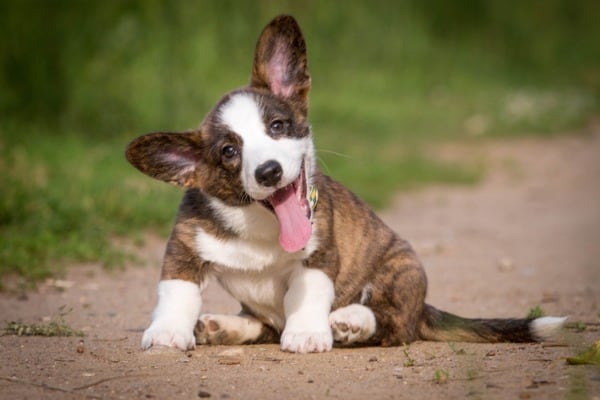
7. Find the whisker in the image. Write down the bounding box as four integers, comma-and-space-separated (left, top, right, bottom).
238, 191, 252, 205
316, 148, 352, 158
315, 148, 353, 174
316, 155, 331, 174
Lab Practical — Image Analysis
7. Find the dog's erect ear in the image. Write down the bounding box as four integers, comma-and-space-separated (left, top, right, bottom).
251, 15, 310, 110
125, 132, 203, 188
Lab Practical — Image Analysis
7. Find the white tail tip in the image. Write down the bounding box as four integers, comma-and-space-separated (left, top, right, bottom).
531, 316, 567, 341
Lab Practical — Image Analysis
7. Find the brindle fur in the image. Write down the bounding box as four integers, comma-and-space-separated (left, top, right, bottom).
127, 15, 549, 347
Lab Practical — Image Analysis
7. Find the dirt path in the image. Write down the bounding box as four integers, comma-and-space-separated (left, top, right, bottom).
1, 126, 599, 399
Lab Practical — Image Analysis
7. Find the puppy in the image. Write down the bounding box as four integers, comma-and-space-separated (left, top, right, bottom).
126, 15, 565, 353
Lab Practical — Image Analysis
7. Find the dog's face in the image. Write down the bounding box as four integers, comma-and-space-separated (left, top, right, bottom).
126, 16, 315, 253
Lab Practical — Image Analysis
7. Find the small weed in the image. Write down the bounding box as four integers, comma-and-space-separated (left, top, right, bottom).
566, 339, 600, 366
403, 347, 415, 367
433, 369, 449, 384
3, 306, 84, 337
466, 369, 478, 380
568, 321, 587, 332
448, 342, 466, 355
527, 305, 545, 319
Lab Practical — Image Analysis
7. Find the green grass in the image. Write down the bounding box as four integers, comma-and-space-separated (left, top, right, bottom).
0, 1, 598, 284
0, 127, 181, 284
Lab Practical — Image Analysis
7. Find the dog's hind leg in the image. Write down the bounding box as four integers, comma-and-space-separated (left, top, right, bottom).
195, 313, 278, 345
329, 304, 377, 345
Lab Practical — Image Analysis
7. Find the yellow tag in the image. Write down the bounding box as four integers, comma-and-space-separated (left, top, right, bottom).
308, 185, 318, 217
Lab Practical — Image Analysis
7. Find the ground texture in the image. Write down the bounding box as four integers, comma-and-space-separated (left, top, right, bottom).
1, 125, 599, 399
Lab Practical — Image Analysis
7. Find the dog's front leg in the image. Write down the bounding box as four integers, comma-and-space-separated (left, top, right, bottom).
281, 268, 334, 353
141, 279, 203, 351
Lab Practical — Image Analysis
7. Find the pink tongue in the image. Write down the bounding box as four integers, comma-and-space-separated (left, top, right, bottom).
268, 186, 312, 253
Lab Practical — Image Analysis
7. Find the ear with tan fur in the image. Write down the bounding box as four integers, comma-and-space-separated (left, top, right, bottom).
125, 132, 203, 188
251, 15, 311, 111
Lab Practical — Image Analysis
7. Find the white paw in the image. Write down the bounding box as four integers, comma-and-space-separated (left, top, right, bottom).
141, 319, 195, 351
329, 304, 376, 345
280, 329, 333, 353
141, 279, 202, 351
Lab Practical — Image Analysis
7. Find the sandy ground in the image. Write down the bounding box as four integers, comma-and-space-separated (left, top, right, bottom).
1, 125, 599, 399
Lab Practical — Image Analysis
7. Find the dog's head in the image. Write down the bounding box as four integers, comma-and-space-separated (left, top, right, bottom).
126, 15, 315, 253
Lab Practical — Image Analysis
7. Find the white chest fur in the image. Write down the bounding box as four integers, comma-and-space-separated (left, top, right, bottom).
194, 198, 319, 330
195, 199, 318, 271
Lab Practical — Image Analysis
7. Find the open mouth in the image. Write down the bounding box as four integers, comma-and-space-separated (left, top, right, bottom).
261, 161, 310, 218
259, 160, 312, 253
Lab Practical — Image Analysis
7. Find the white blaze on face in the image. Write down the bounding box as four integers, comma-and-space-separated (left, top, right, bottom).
218, 92, 315, 253
218, 93, 308, 200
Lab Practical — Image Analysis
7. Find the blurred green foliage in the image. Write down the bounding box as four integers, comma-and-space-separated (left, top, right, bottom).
0, 0, 598, 283
0, 129, 181, 282
1, 0, 597, 136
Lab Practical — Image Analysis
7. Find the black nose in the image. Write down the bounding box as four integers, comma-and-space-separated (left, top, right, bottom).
255, 160, 283, 187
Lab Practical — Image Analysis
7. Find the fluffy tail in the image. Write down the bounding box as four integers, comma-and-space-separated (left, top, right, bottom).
418, 304, 566, 343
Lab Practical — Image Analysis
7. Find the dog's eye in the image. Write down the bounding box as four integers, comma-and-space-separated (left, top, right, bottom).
221, 145, 239, 160
269, 120, 286, 136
